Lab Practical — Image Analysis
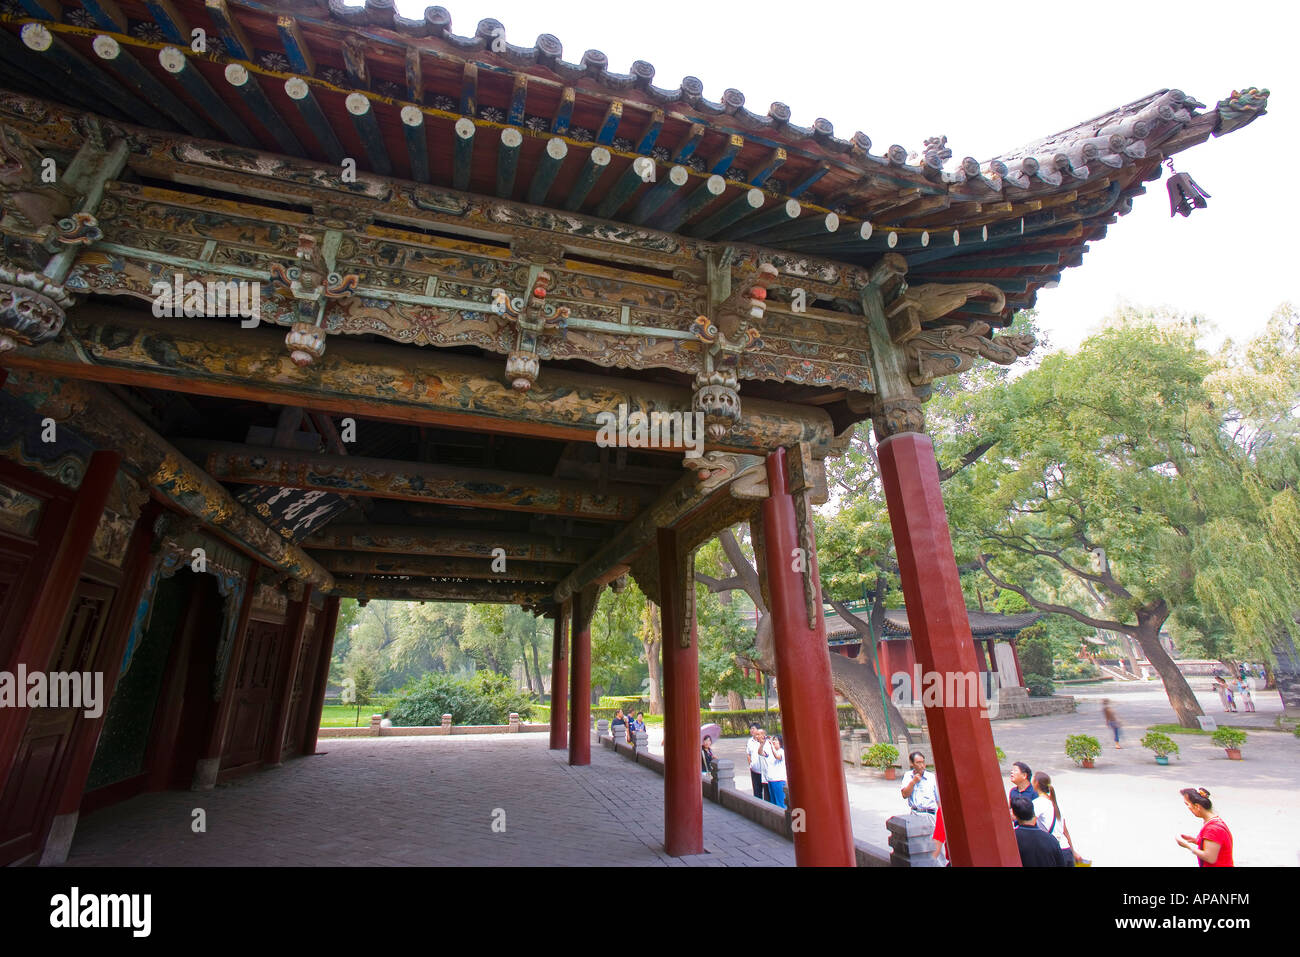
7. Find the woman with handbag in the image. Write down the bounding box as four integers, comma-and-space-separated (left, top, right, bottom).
1032, 771, 1082, 866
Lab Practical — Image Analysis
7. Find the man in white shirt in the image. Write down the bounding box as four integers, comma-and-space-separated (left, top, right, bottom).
746, 725, 769, 800
900, 751, 939, 815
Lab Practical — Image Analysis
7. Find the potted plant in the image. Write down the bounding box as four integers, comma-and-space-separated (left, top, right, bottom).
1212, 727, 1246, 760
863, 742, 900, 780
1065, 734, 1101, 768
1140, 731, 1180, 765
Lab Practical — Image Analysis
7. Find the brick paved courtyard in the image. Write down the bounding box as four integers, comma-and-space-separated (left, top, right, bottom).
64, 734, 795, 867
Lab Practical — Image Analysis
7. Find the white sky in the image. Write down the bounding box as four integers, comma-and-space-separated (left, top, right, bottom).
393, 0, 1297, 353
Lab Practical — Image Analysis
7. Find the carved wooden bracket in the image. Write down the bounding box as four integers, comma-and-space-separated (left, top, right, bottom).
492, 266, 570, 391
271, 230, 359, 367
885, 281, 1006, 344
905, 319, 1035, 386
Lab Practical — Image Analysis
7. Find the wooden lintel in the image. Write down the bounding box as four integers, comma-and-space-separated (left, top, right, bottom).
315, 552, 571, 581
4, 310, 835, 458
304, 526, 586, 563
331, 578, 555, 605
177, 439, 650, 520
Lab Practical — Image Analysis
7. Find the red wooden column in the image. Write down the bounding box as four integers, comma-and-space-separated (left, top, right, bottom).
193, 564, 259, 790
1009, 640, 1026, 687
300, 595, 341, 756
568, 589, 595, 766
658, 527, 703, 856
877, 431, 1020, 867
263, 585, 313, 765
40, 498, 161, 864
0, 450, 121, 785
549, 605, 569, 750
760, 447, 855, 867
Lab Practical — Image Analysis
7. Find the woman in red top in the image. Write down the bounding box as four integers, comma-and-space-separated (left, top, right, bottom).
1176, 787, 1233, 866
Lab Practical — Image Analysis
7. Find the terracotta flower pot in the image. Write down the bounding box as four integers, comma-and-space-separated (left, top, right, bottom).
883, 766, 898, 780
1225, 748, 1242, 760
1080, 758, 1095, 768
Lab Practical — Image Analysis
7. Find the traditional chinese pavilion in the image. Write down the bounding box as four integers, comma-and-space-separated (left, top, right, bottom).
0, 0, 1267, 867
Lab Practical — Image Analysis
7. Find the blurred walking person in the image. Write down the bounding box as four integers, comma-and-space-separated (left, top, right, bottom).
1102, 699, 1122, 749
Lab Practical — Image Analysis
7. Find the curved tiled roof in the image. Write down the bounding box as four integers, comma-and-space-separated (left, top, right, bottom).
825, 607, 1041, 641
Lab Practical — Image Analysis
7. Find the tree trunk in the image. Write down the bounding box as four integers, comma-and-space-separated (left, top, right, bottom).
519, 639, 534, 692
828, 654, 911, 745
645, 602, 664, 715
1131, 607, 1203, 728
1262, 658, 1276, 691
727, 690, 745, 710
530, 634, 543, 696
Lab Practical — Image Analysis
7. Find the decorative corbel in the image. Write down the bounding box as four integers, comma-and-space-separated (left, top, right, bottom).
904, 319, 1035, 386
884, 281, 1006, 344
0, 264, 74, 354
1213, 87, 1268, 137
492, 266, 570, 391
689, 253, 777, 445
272, 230, 359, 367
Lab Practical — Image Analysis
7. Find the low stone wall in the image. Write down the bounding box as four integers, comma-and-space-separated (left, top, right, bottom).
597, 729, 890, 866
319, 713, 548, 738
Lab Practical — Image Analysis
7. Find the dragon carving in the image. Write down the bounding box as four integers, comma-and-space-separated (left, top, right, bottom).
905, 320, 1035, 385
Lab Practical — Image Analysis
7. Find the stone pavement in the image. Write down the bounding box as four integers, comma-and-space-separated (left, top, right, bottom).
714, 680, 1299, 866
64, 733, 795, 867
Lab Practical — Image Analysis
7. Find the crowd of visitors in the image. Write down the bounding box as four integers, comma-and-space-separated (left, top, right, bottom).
903, 753, 1234, 867
734, 724, 788, 810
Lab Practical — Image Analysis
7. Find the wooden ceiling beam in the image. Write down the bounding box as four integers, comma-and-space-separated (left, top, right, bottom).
330, 578, 556, 605
176, 439, 652, 520
303, 526, 587, 563
314, 552, 570, 581
6, 309, 835, 457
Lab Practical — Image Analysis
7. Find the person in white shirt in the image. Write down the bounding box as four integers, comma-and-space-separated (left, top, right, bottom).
746, 725, 769, 800
900, 751, 939, 815
1032, 771, 1080, 865
764, 734, 788, 808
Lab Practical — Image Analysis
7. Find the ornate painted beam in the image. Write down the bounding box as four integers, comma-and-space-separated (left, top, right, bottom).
276, 16, 316, 75
330, 578, 555, 605
672, 123, 705, 162
507, 73, 528, 126
4, 310, 837, 458
304, 526, 586, 563
550, 86, 574, 134
314, 552, 571, 581
176, 439, 651, 520
1, 371, 336, 593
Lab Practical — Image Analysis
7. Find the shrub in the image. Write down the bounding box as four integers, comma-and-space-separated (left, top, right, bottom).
1211, 727, 1247, 750
862, 742, 899, 769
1023, 673, 1055, 697
1065, 734, 1101, 766
390, 672, 534, 726
995, 745, 1006, 762
1293, 724, 1300, 739
1140, 731, 1180, 758
1019, 637, 1053, 679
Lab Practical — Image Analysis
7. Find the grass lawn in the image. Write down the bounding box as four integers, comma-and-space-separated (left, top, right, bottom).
1145, 723, 1261, 736
321, 704, 378, 727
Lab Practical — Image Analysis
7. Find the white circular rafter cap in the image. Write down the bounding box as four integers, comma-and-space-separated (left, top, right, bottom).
500, 127, 523, 148
345, 93, 371, 116
454, 117, 475, 139
21, 23, 53, 52
400, 105, 423, 127
224, 63, 249, 86
158, 46, 187, 73
284, 77, 310, 100
668, 165, 688, 186
92, 35, 120, 60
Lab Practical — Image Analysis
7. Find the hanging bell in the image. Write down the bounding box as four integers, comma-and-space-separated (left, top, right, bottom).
1167, 170, 1211, 217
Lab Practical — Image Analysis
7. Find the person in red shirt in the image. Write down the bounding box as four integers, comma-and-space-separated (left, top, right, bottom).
1176, 787, 1233, 867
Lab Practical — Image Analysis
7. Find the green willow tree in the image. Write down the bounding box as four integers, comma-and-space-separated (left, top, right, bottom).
943, 309, 1300, 727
